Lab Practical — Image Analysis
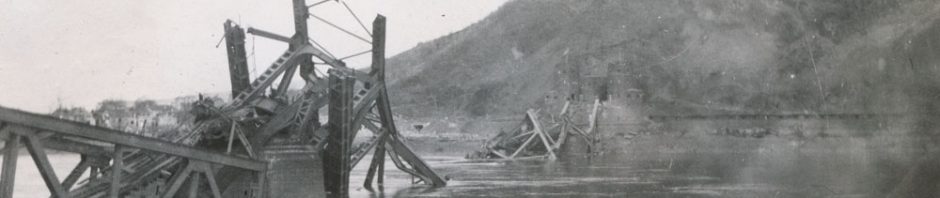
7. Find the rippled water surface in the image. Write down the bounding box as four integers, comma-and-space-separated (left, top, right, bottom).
8, 134, 928, 197
350, 135, 924, 197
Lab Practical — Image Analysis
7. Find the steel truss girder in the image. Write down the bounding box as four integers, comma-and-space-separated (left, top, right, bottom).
318, 16, 446, 194
0, 108, 266, 171
0, 107, 269, 198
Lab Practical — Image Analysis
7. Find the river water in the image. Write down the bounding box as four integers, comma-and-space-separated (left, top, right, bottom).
349, 134, 927, 197
6, 153, 82, 198
7, 130, 931, 197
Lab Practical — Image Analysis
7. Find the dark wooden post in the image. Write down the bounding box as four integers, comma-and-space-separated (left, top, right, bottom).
0, 134, 20, 197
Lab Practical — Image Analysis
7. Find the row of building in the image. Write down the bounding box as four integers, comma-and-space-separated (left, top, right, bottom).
48, 100, 191, 137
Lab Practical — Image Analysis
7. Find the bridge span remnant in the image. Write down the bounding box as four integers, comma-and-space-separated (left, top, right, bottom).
0, 1, 445, 197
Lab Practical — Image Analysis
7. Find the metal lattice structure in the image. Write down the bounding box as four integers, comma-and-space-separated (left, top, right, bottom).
0, 1, 445, 197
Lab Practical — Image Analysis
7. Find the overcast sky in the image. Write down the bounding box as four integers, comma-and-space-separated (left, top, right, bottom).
0, 0, 508, 113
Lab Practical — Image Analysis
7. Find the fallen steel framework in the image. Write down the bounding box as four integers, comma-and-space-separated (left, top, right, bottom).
0, 0, 445, 197
470, 99, 603, 161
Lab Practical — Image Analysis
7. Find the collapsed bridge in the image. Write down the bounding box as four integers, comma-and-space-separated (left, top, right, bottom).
0, 0, 445, 197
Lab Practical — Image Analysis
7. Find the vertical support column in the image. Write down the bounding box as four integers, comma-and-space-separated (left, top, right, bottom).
369, 16, 388, 124
368, 15, 387, 136
291, 0, 309, 42
321, 70, 355, 197
376, 152, 385, 187
587, 99, 600, 152
110, 145, 125, 198
361, 14, 392, 191
369, 15, 447, 187
0, 134, 20, 198
289, 0, 320, 136
223, 20, 251, 98
282, 0, 315, 96
363, 135, 386, 189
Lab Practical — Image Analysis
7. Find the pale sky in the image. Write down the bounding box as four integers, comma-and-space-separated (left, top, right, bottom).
0, 0, 508, 113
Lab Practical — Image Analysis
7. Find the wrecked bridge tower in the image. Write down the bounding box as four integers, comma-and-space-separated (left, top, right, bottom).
0, 0, 445, 197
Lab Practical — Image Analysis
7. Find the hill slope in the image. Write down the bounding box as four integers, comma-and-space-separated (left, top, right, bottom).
385, 0, 940, 133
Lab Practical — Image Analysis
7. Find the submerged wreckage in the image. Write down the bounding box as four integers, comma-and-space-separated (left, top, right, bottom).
469, 64, 651, 160
0, 1, 444, 197
469, 99, 609, 160
469, 90, 650, 160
